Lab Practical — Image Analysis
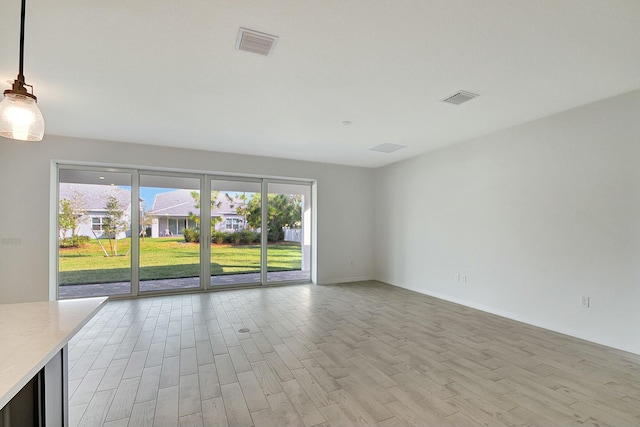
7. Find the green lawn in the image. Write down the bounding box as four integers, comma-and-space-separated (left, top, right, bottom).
59, 237, 301, 286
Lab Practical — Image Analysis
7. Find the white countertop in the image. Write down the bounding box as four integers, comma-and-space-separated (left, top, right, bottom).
0, 297, 107, 409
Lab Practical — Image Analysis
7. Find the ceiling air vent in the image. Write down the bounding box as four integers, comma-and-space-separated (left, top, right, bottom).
441, 91, 479, 105
370, 143, 406, 153
236, 28, 279, 56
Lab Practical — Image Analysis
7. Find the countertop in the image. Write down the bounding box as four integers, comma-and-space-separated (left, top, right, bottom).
0, 297, 108, 409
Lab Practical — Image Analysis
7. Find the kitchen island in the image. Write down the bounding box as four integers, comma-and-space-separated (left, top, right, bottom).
0, 297, 107, 427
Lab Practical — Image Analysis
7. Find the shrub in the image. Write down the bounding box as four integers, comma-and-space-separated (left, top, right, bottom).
232, 232, 243, 245
211, 231, 226, 244
183, 228, 200, 243
268, 227, 284, 242
59, 235, 91, 248
211, 230, 260, 245
231, 230, 262, 245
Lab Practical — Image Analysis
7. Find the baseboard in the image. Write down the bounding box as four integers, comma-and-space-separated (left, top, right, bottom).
317, 276, 374, 285
378, 279, 640, 356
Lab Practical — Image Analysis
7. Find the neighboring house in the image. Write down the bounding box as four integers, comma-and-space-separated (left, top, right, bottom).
149, 190, 248, 238
59, 183, 132, 239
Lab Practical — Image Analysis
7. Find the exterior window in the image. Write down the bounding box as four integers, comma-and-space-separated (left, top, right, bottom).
178, 219, 187, 234
92, 217, 104, 231
168, 218, 177, 235
225, 218, 242, 230
165, 218, 190, 235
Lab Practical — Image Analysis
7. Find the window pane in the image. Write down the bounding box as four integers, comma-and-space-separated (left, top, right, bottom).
210, 179, 261, 287
139, 175, 201, 293
266, 183, 311, 283
58, 169, 132, 299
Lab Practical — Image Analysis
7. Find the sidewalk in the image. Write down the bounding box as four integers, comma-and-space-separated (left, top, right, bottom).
58, 270, 310, 299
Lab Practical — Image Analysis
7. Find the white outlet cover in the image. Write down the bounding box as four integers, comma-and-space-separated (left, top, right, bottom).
1, 238, 22, 245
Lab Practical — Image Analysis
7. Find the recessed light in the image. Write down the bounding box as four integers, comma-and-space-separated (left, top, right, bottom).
99, 176, 105, 180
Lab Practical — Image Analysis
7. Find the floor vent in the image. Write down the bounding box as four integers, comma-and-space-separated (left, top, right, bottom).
236, 28, 279, 56
441, 90, 479, 105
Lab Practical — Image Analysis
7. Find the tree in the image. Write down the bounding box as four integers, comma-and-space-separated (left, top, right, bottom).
58, 191, 88, 247
59, 198, 75, 242
102, 195, 128, 256
139, 205, 153, 239
246, 194, 262, 230
247, 194, 302, 241
226, 192, 251, 230
188, 190, 222, 239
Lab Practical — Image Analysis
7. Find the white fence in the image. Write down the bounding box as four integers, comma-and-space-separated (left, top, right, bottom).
283, 227, 301, 242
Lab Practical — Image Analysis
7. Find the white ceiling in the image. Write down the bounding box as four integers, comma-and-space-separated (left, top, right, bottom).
1, 0, 639, 168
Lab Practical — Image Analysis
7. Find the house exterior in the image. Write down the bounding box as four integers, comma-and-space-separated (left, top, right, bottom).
59, 183, 132, 239
149, 190, 248, 238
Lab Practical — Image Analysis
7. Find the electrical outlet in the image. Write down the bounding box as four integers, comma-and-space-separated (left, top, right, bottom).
581, 296, 590, 308
462, 275, 467, 283
1, 238, 22, 245
455, 273, 460, 282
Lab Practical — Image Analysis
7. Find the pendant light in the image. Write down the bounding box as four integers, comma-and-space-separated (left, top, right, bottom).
0, 0, 44, 141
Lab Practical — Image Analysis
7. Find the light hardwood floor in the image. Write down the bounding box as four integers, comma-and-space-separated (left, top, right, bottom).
67, 281, 640, 427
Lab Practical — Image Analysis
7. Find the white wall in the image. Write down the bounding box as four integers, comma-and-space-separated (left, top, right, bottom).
0, 136, 374, 303
2, 91, 637, 355
374, 90, 640, 354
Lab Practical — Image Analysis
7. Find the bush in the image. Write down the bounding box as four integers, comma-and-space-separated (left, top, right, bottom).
230, 231, 243, 245
59, 235, 91, 248
268, 227, 284, 242
224, 231, 244, 245
183, 228, 200, 243
235, 230, 261, 245
211, 230, 260, 245
211, 231, 226, 244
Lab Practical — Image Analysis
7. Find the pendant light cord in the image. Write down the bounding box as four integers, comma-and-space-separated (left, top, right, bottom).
18, 0, 26, 80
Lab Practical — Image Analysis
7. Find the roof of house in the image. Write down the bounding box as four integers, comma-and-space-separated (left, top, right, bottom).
59, 183, 131, 212
150, 190, 243, 217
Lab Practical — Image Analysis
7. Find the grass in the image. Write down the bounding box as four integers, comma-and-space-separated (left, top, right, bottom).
59, 237, 302, 286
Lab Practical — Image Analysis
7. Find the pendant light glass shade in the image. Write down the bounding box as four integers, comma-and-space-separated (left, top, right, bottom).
0, 92, 45, 141
2, 0, 45, 142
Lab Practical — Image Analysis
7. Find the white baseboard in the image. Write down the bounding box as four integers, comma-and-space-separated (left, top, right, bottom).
317, 276, 373, 285
379, 279, 640, 356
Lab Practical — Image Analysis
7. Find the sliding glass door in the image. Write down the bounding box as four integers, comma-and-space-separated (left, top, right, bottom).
210, 179, 262, 287
57, 165, 313, 299
139, 174, 202, 293
58, 168, 133, 298
266, 182, 312, 283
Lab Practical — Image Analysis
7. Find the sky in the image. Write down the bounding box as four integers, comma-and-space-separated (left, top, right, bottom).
139, 187, 168, 210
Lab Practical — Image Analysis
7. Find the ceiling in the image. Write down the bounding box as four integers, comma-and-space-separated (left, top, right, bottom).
1, 1, 639, 168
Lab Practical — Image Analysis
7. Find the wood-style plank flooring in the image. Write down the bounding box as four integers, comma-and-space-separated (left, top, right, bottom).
67, 281, 640, 426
